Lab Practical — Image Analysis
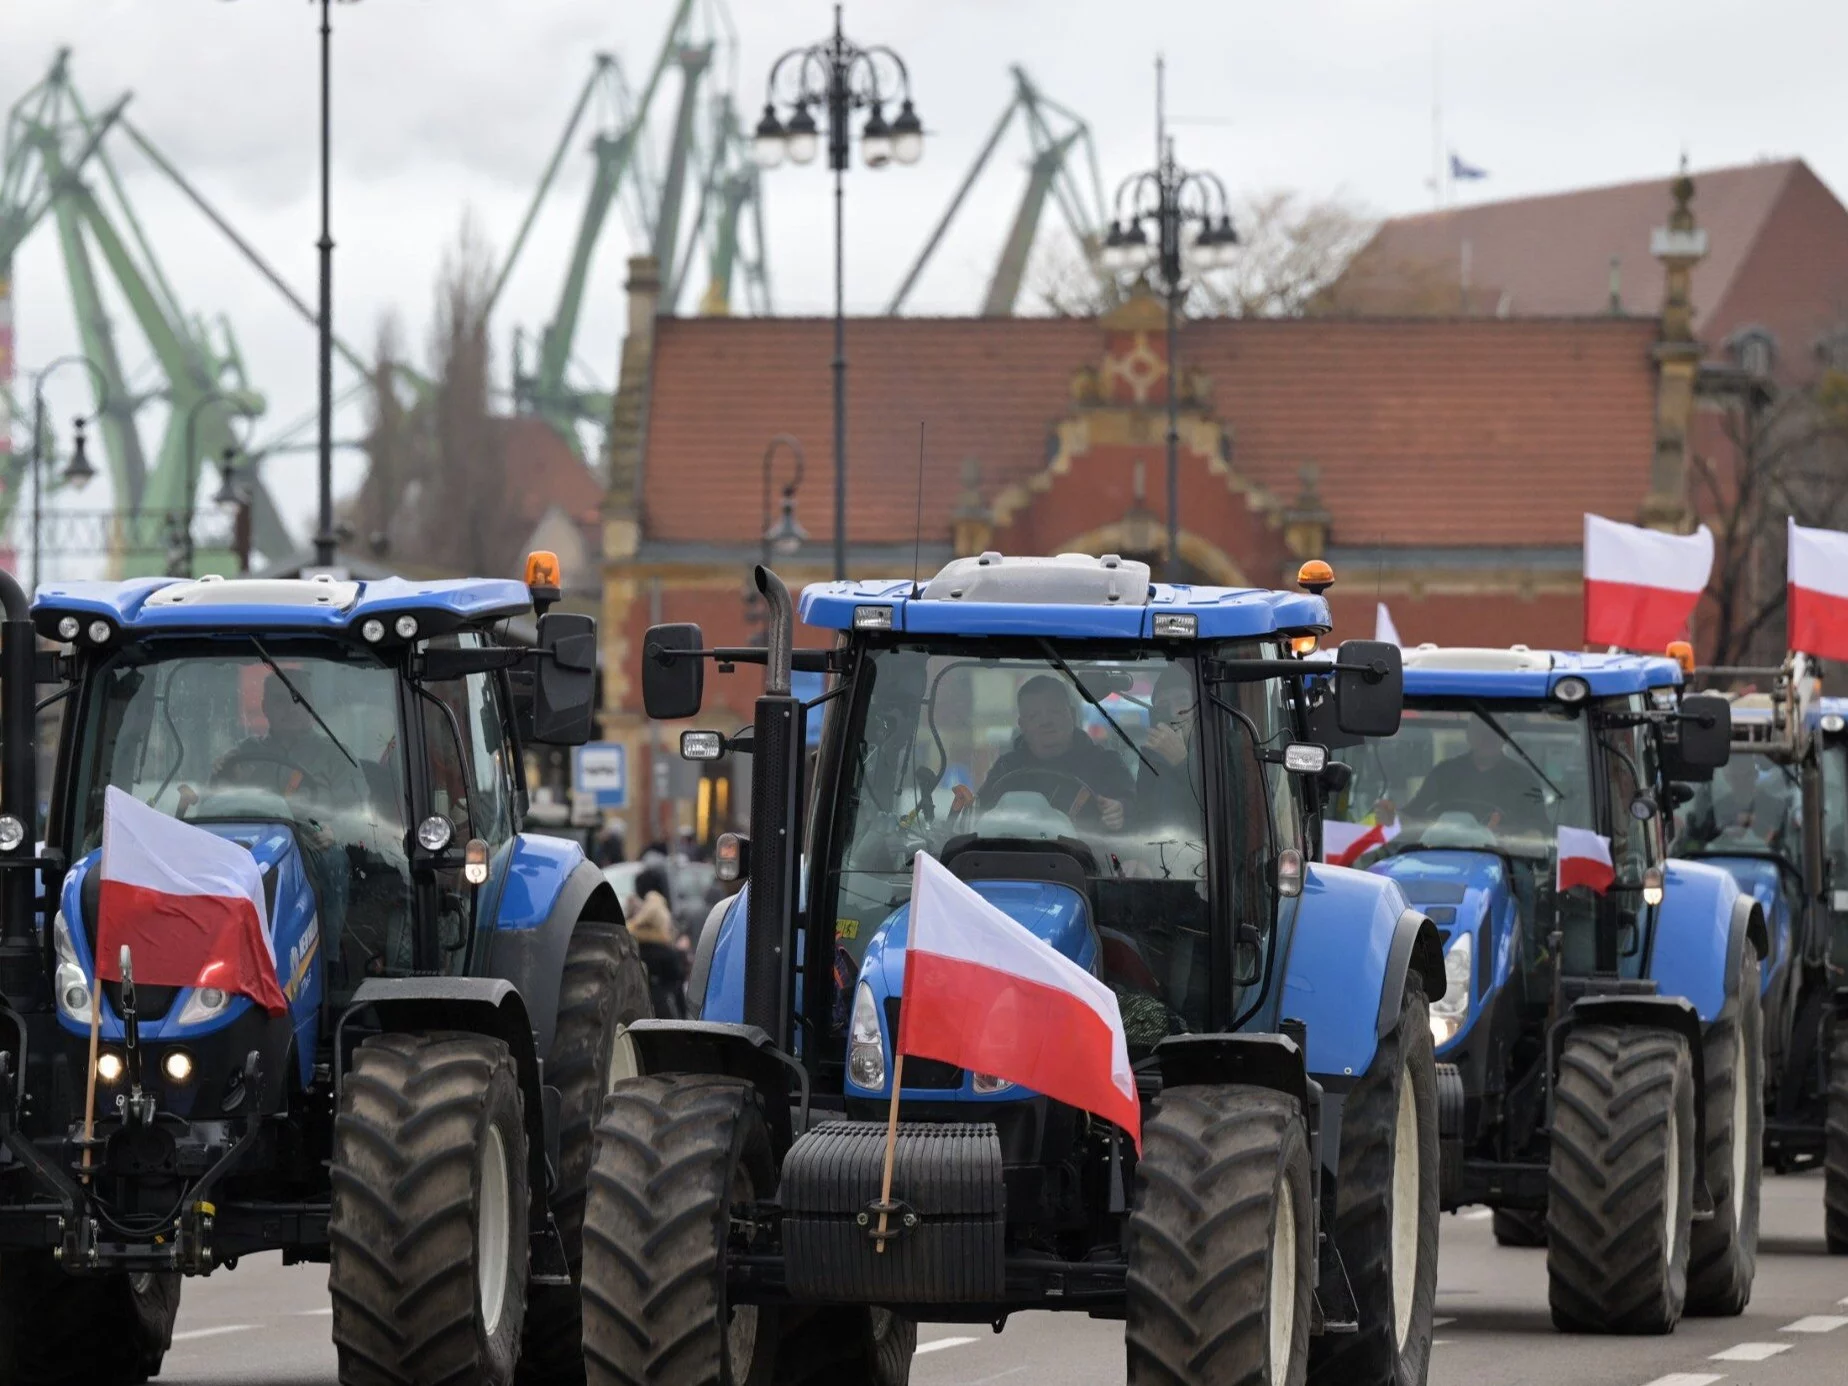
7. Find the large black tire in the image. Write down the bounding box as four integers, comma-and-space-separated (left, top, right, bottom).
0, 1259, 179, 1385
1546, 1024, 1695, 1334
775, 1307, 917, 1386
1126, 1085, 1313, 1386
582, 1074, 780, 1386
1686, 952, 1763, 1314
1491, 1210, 1547, 1247
1825, 1023, 1848, 1254
330, 1033, 531, 1386
1309, 984, 1440, 1386
518, 920, 653, 1386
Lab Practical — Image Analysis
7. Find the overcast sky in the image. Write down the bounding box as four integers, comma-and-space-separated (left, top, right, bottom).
7, 0, 1846, 563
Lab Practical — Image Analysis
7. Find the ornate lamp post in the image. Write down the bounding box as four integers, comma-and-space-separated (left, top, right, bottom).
754, 4, 924, 581
1100, 59, 1238, 582
25, 355, 106, 592
749, 434, 808, 644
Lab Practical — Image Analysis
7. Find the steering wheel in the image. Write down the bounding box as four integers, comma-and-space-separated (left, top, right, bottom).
215, 747, 331, 798
978, 767, 1098, 821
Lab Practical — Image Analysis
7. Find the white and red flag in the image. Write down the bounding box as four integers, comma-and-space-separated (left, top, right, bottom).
1375, 602, 1403, 648
899, 852, 1141, 1149
1787, 518, 1848, 661
1583, 514, 1713, 651
1556, 825, 1615, 895
1323, 819, 1401, 867
96, 786, 286, 1014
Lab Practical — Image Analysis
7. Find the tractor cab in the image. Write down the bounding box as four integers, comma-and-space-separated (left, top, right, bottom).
1821, 699, 1848, 971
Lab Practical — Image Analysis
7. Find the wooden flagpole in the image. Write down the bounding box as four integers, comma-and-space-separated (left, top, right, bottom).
80, 983, 101, 1178
874, 1052, 905, 1254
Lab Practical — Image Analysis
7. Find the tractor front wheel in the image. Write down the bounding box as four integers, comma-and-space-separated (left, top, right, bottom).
329, 1032, 531, 1386
1546, 1024, 1695, 1333
581, 1074, 780, 1386
0, 1258, 179, 1385
1126, 1084, 1312, 1386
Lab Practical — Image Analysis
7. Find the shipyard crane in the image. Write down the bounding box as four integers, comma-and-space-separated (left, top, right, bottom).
887, 65, 1108, 316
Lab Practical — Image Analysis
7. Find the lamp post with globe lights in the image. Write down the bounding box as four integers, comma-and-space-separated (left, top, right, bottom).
754, 5, 923, 581
1100, 59, 1238, 581
25, 355, 107, 593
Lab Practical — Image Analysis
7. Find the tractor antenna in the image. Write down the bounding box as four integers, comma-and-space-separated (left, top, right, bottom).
910, 421, 928, 597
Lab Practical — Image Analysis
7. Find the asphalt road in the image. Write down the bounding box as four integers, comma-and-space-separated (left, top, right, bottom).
162, 1171, 1848, 1385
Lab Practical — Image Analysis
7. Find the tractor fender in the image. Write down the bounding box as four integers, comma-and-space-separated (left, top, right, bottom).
1284, 864, 1445, 1081
1649, 859, 1766, 1024
337, 976, 553, 1205
486, 845, 619, 1059
1556, 993, 1711, 1205
626, 1018, 802, 1153
686, 888, 745, 1021
1151, 1032, 1308, 1112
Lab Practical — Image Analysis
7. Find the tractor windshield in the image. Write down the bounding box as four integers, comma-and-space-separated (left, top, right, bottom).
66, 639, 414, 992
1671, 750, 1802, 865
827, 641, 1232, 1043
1331, 700, 1597, 863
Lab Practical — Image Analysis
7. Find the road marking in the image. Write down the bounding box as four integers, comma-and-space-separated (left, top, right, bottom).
1711, 1343, 1790, 1361
1638, 1375, 1724, 1386
171, 1325, 259, 1343
916, 1336, 978, 1356
1432, 1338, 1452, 1346
1434, 1317, 1455, 1327
295, 1307, 334, 1317
1781, 1314, 1848, 1333
1461, 1208, 1492, 1220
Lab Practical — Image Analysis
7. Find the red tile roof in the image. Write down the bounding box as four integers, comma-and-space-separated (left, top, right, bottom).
641, 315, 1659, 550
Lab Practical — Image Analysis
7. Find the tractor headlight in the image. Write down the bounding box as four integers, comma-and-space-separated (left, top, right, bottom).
175, 985, 232, 1027
847, 982, 886, 1090
972, 1072, 1014, 1095
52, 911, 92, 1024
0, 816, 24, 853
56, 616, 80, 642
1429, 931, 1473, 1048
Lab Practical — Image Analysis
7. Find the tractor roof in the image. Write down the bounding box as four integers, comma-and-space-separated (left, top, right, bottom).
1400, 645, 1685, 699
798, 553, 1330, 640
31, 573, 532, 644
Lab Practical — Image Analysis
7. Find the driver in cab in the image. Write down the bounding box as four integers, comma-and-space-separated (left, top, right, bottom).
955, 675, 1134, 830
1381, 714, 1548, 839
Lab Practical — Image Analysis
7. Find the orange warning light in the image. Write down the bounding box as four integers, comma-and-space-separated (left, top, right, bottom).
1297, 560, 1335, 595
525, 550, 562, 591
1665, 640, 1695, 674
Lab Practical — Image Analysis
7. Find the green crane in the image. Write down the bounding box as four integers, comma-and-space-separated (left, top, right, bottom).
886, 66, 1108, 316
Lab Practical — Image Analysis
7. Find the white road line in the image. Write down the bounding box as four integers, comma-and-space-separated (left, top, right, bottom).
1433, 1317, 1456, 1327
1461, 1208, 1492, 1220
295, 1307, 334, 1317
1432, 1338, 1453, 1346
1638, 1375, 1725, 1386
1781, 1314, 1848, 1333
1711, 1342, 1790, 1361
171, 1325, 260, 1343
915, 1336, 978, 1356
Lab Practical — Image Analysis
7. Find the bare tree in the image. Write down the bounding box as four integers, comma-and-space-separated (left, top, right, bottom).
1023, 189, 1377, 319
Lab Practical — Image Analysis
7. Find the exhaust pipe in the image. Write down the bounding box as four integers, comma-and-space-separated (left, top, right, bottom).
742, 567, 802, 1043
0, 568, 38, 995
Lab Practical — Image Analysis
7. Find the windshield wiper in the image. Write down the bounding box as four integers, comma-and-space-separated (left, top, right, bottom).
1035, 639, 1161, 779
1468, 700, 1565, 801
249, 636, 360, 770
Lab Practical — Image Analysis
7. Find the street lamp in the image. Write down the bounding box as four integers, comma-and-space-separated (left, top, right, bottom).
755, 4, 924, 582
212, 446, 255, 576
178, 391, 256, 577
1101, 58, 1238, 582
749, 434, 808, 645
25, 356, 107, 593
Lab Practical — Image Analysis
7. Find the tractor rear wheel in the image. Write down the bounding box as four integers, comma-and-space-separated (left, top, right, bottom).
1126, 1085, 1312, 1386
1491, 1210, 1547, 1247
0, 1258, 178, 1385
329, 1032, 530, 1386
1686, 952, 1763, 1314
581, 1074, 780, 1386
1825, 1024, 1848, 1254
517, 919, 652, 1385
1546, 1024, 1695, 1334
775, 1306, 917, 1385
1309, 983, 1440, 1386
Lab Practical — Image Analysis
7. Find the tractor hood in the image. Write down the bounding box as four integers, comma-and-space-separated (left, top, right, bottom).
1371, 848, 1509, 940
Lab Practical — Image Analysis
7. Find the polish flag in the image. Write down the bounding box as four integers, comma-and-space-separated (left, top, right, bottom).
1787, 518, 1848, 661
1584, 514, 1713, 650
96, 787, 286, 1013
1323, 819, 1401, 866
1376, 602, 1403, 648
1556, 825, 1615, 895
899, 852, 1140, 1149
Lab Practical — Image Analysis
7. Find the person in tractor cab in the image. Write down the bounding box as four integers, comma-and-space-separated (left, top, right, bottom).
953, 674, 1134, 829
1135, 663, 1202, 832
1379, 711, 1550, 840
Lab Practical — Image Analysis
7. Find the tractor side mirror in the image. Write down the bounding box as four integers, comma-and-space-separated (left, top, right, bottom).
1333, 639, 1403, 738
1666, 693, 1731, 775
642, 623, 705, 720
530, 612, 598, 745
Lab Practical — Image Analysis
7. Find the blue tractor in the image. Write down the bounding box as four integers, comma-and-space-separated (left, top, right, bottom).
0, 561, 652, 1385
583, 553, 1448, 1386
1324, 645, 1762, 1331
1673, 663, 1848, 1250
